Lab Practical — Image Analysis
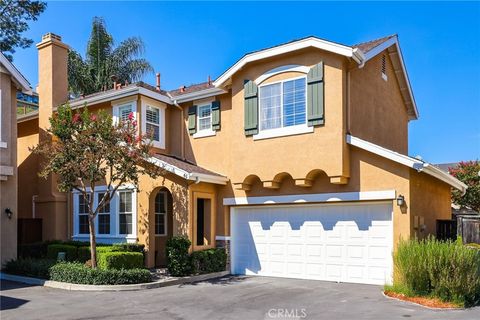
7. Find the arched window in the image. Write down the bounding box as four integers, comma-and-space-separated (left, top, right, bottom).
155, 191, 167, 236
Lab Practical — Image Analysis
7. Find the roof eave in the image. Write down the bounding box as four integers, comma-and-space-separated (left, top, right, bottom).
347, 135, 467, 194
171, 87, 228, 104
0, 53, 31, 93
213, 36, 363, 88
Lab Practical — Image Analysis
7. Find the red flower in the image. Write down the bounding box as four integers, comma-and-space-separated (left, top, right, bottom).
132, 120, 137, 127
90, 114, 97, 121
128, 112, 134, 121
72, 113, 81, 123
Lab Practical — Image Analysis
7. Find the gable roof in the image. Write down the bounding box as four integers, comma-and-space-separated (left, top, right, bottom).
212, 35, 418, 120
0, 52, 31, 93
347, 135, 467, 194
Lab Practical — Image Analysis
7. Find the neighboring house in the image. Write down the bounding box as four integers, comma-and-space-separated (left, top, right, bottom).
436, 162, 478, 216
1, 52, 31, 265
16, 33, 467, 285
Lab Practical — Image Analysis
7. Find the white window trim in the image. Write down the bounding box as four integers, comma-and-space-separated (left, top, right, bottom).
155, 191, 168, 236
112, 100, 137, 125
72, 185, 137, 240
141, 101, 166, 149
193, 102, 216, 139
254, 65, 310, 85
254, 75, 311, 140
76, 194, 90, 236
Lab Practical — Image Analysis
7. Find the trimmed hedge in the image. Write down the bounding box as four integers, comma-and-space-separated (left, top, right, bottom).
18, 240, 62, 259
49, 262, 151, 285
47, 244, 78, 261
3, 258, 56, 279
191, 248, 227, 274
392, 237, 480, 307
166, 236, 192, 276
111, 243, 145, 253
97, 251, 144, 270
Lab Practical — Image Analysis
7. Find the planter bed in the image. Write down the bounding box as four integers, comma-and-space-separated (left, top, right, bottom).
384, 290, 463, 309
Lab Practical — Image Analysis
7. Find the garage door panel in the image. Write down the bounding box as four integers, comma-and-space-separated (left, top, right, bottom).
231, 202, 393, 285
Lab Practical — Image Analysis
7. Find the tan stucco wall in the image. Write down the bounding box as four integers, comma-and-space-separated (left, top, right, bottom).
349, 51, 409, 154
410, 170, 452, 239
0, 73, 18, 265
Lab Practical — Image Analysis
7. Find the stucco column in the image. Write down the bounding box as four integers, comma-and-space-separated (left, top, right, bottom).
35, 33, 69, 240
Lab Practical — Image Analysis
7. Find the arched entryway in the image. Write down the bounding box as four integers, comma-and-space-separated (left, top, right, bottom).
151, 187, 173, 267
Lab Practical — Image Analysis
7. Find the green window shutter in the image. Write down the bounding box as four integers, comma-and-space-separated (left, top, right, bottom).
244, 80, 258, 136
188, 105, 197, 135
211, 100, 221, 131
307, 62, 325, 126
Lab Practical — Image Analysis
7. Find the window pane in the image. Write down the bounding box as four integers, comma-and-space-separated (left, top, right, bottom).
260, 83, 282, 130
146, 106, 159, 124
79, 194, 90, 214
98, 214, 110, 234
198, 105, 211, 118
119, 105, 132, 122
79, 215, 89, 234
199, 118, 211, 131
119, 192, 132, 213
283, 78, 306, 127
155, 213, 165, 235
146, 123, 160, 141
155, 193, 166, 214
98, 193, 110, 213
119, 214, 132, 234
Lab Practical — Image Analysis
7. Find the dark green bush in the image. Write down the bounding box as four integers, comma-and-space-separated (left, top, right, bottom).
166, 236, 192, 276
49, 262, 151, 285
393, 237, 480, 307
191, 248, 227, 274
46, 244, 77, 261
62, 240, 91, 248
97, 251, 144, 270
3, 258, 56, 279
111, 243, 145, 253
17, 240, 62, 259
77, 246, 91, 263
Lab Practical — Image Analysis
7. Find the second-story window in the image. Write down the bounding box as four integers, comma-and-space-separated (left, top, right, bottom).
197, 104, 212, 132
145, 106, 160, 141
113, 100, 136, 125
259, 77, 306, 131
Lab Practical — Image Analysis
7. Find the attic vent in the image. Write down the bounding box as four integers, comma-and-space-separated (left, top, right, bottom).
381, 54, 388, 81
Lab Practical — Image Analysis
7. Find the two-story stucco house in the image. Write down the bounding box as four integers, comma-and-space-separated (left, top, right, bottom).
1, 52, 32, 265
16, 33, 466, 285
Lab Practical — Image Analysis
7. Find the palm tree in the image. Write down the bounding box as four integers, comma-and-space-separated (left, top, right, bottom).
68, 17, 153, 96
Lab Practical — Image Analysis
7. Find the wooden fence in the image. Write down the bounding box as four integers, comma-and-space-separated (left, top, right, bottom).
457, 215, 480, 244
436, 219, 457, 241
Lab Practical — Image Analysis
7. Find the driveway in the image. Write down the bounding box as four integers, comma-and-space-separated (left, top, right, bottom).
1, 276, 479, 320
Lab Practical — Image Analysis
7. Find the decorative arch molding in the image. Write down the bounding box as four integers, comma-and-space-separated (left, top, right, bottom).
234, 174, 261, 191
254, 64, 310, 85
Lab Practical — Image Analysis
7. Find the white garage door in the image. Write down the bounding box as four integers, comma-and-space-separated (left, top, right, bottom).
231, 202, 393, 285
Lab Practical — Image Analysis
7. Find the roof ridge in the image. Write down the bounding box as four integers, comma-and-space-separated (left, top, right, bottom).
353, 34, 397, 48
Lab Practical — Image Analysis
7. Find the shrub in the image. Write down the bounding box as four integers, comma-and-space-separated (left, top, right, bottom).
62, 240, 91, 248
49, 262, 151, 285
3, 258, 56, 279
191, 248, 227, 274
111, 243, 145, 253
46, 244, 77, 261
466, 243, 480, 250
166, 236, 192, 276
17, 240, 62, 259
97, 251, 144, 270
77, 246, 91, 263
393, 237, 480, 307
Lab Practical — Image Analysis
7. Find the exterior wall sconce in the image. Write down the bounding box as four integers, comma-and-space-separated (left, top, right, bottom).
5, 208, 13, 219
396, 195, 405, 207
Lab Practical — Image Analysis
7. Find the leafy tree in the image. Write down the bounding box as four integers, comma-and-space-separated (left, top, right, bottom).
0, 0, 47, 61
32, 105, 163, 268
449, 161, 480, 212
68, 17, 153, 96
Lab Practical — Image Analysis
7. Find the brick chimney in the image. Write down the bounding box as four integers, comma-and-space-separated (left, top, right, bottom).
35, 33, 69, 241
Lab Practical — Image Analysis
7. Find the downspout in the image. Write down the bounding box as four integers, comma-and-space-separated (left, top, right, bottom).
167, 93, 185, 160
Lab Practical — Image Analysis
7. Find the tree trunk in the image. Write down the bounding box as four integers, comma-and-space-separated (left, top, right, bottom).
89, 216, 97, 268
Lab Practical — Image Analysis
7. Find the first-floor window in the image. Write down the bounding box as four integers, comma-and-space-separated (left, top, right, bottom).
259, 77, 306, 130
78, 194, 90, 234
155, 192, 167, 235
97, 192, 110, 234
119, 191, 133, 235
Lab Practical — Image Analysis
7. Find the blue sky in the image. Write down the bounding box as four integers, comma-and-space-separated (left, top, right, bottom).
11, 1, 480, 163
